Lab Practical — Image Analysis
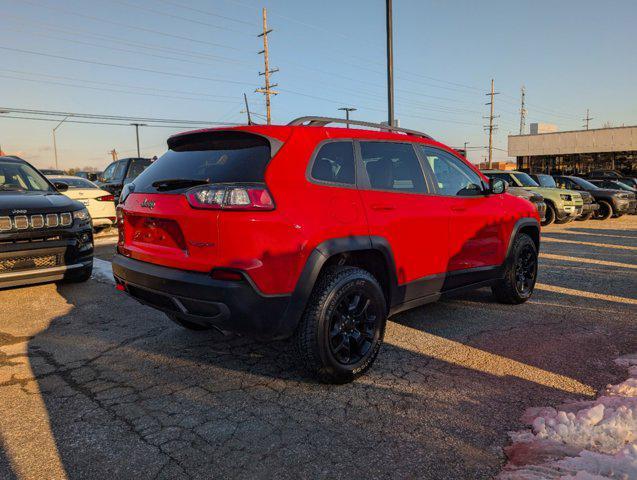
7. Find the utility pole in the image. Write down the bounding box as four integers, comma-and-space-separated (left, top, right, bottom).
256, 8, 278, 125
519, 85, 526, 135
243, 93, 253, 125
109, 149, 118, 161
338, 107, 357, 128
52, 115, 70, 169
484, 78, 500, 169
386, 0, 395, 127
463, 141, 470, 158
582, 109, 593, 130
130, 123, 146, 158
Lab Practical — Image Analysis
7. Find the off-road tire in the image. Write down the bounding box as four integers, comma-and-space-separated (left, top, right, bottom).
492, 233, 538, 304
166, 313, 211, 331
594, 201, 613, 220
542, 203, 556, 226
554, 214, 574, 224
576, 212, 594, 221
295, 266, 387, 384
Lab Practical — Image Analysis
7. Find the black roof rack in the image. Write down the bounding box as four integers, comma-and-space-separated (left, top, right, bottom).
288, 116, 433, 140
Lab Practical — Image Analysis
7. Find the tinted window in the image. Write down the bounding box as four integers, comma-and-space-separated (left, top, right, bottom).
126, 158, 152, 181
310, 142, 355, 185
101, 161, 126, 183
424, 148, 484, 196
485, 172, 515, 186
134, 131, 271, 193
360, 142, 427, 193
571, 177, 599, 190
49, 177, 98, 189
534, 174, 557, 188
512, 172, 539, 187
0, 160, 52, 192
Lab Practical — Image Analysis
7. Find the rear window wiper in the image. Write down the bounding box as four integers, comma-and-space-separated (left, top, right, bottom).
151, 178, 209, 191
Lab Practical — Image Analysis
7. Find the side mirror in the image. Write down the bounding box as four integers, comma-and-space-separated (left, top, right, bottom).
489, 178, 507, 194
54, 181, 69, 192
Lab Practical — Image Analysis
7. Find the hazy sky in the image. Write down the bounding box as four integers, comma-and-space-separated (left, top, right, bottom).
1, 0, 635, 170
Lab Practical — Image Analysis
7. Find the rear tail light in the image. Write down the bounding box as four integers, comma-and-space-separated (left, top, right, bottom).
185, 184, 274, 211
96, 194, 115, 202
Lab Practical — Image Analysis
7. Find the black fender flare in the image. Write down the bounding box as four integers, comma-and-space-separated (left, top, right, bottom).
280, 236, 398, 331
505, 217, 541, 260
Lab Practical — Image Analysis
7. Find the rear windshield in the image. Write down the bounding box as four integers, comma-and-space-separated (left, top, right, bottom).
134, 131, 272, 193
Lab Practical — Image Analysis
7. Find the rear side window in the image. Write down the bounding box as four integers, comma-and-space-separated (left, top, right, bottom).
134, 131, 271, 193
101, 161, 127, 183
310, 141, 355, 185
360, 142, 427, 193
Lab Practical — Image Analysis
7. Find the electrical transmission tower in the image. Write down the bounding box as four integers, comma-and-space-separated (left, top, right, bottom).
582, 109, 593, 130
519, 86, 527, 135
256, 8, 278, 125
484, 78, 500, 169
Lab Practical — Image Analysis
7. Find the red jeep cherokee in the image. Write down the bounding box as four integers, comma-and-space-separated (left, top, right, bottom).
113, 117, 540, 383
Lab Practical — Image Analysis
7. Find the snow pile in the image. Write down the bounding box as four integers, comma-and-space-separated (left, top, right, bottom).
91, 258, 115, 285
498, 353, 637, 479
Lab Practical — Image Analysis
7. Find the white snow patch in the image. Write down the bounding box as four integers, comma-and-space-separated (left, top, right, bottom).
91, 258, 114, 284
497, 354, 637, 480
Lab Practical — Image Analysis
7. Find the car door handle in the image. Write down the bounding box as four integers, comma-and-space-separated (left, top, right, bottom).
370, 204, 395, 211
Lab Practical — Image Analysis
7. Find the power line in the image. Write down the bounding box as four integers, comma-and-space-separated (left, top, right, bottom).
153, 0, 254, 26
17, 0, 241, 50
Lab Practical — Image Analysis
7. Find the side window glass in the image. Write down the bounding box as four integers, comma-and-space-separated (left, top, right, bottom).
101, 162, 116, 182
310, 142, 355, 185
360, 142, 427, 193
423, 147, 484, 196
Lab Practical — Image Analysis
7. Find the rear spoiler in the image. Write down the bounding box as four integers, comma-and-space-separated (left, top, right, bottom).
167, 130, 284, 158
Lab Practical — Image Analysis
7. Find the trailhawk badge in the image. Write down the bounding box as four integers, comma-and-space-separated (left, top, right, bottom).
140, 199, 155, 209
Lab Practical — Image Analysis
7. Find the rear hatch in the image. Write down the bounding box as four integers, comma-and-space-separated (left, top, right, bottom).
119, 130, 277, 272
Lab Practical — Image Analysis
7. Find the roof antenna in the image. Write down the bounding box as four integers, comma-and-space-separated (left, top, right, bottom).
243, 93, 253, 125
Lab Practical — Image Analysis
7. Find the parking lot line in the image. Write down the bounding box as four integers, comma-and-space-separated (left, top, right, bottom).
539, 253, 637, 269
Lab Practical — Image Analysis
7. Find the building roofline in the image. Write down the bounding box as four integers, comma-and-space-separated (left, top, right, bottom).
509, 124, 637, 138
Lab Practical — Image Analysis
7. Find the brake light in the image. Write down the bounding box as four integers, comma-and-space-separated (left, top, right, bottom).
185, 184, 274, 211
97, 194, 115, 202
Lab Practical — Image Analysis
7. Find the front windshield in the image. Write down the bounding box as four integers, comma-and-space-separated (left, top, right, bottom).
512, 172, 540, 187
0, 160, 53, 192
615, 181, 636, 191
572, 177, 599, 190
535, 174, 557, 188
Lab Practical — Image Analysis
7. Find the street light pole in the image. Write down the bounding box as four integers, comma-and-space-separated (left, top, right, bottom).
130, 123, 147, 158
386, 0, 395, 127
52, 115, 70, 169
338, 107, 357, 128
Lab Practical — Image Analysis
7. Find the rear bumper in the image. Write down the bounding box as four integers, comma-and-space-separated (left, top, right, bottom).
112, 254, 295, 340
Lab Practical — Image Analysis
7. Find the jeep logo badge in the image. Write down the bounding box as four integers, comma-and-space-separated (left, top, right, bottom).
11, 209, 27, 214
140, 199, 155, 209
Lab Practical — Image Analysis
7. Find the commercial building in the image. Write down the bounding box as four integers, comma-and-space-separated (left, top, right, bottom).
508, 125, 637, 175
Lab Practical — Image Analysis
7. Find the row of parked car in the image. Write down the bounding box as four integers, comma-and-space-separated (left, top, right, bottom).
1, 117, 635, 383
39, 157, 154, 231
482, 169, 637, 226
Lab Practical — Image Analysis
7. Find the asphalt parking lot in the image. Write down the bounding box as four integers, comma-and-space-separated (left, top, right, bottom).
1, 217, 636, 480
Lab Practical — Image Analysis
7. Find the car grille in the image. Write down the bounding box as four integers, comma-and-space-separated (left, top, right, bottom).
0, 253, 62, 273
0, 213, 73, 232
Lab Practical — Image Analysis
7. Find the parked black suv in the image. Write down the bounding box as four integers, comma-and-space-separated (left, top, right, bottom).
0, 156, 93, 288
554, 175, 636, 220
530, 173, 599, 221
585, 170, 637, 189
97, 157, 153, 202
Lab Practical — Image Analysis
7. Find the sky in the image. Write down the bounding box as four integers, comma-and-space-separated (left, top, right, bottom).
0, 0, 635, 170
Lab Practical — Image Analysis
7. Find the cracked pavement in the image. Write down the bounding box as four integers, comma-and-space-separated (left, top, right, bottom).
1, 217, 636, 479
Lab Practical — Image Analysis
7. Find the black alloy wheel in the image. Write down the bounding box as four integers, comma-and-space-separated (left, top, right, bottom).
514, 243, 537, 296
328, 290, 380, 365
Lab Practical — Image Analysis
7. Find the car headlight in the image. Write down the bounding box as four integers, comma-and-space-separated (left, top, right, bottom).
559, 194, 572, 201
72, 208, 91, 222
